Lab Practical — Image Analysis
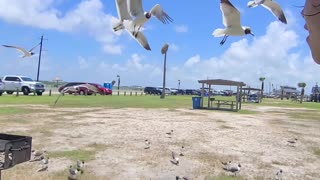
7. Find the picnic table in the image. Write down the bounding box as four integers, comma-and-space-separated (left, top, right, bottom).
210, 99, 236, 110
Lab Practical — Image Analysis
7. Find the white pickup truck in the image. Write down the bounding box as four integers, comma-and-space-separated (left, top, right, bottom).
0, 75, 45, 96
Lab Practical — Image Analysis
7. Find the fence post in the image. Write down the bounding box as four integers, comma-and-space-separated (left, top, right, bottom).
124, 91, 126, 96
49, 89, 52, 96
130, 92, 132, 96
135, 92, 137, 96
16, 89, 19, 97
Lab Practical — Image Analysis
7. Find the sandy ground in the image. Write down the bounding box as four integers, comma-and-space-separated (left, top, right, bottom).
0, 104, 320, 180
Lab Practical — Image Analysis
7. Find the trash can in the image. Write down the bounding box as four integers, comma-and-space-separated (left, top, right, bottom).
192, 97, 202, 109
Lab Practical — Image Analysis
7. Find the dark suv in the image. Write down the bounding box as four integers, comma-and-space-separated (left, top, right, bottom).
144, 87, 161, 95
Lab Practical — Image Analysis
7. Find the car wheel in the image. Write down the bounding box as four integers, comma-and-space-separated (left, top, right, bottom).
6, 91, 14, 95
0, 92, 2, 96
79, 90, 85, 95
22, 87, 30, 95
36, 92, 43, 96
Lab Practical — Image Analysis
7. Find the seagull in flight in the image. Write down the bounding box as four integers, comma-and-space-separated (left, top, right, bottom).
113, 0, 151, 50
213, 0, 254, 45
2, 44, 39, 58
128, 0, 173, 36
247, 0, 287, 24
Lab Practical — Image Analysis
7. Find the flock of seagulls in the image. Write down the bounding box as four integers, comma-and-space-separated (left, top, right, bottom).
28, 149, 85, 179
113, 0, 287, 49
1, 0, 287, 56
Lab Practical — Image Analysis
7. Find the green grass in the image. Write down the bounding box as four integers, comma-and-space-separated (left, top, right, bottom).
238, 109, 258, 114
0, 107, 33, 115
48, 143, 108, 161
286, 112, 320, 121
313, 148, 320, 157
1, 95, 320, 110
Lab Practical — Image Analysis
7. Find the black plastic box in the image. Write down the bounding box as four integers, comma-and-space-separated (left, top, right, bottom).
0, 133, 32, 170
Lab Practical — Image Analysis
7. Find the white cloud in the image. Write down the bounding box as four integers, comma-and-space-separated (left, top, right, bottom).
184, 55, 200, 67
174, 25, 188, 33
0, 0, 121, 54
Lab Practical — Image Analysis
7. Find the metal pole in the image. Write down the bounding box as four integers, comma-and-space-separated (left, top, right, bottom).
160, 52, 167, 99
36, 35, 44, 82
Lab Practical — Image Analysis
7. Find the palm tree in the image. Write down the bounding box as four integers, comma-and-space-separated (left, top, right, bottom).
259, 77, 266, 102
298, 82, 306, 104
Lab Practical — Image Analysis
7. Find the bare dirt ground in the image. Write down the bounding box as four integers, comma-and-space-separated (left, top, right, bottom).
1, 104, 320, 180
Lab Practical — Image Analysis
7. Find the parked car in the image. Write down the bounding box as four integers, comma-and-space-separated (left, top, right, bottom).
247, 94, 259, 103
169, 88, 178, 95
1, 75, 45, 96
158, 87, 171, 95
176, 89, 186, 95
88, 83, 112, 95
0, 78, 4, 96
144, 87, 161, 95
58, 82, 94, 95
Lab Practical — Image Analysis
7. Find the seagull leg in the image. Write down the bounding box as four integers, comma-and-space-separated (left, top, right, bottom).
220, 35, 229, 45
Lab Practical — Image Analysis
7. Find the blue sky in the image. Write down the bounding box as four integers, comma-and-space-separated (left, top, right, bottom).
0, 0, 319, 93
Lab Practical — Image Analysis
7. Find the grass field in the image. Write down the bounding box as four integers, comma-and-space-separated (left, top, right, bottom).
1, 94, 320, 179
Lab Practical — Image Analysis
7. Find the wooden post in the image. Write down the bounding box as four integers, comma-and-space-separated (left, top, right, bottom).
124, 91, 126, 96
130, 92, 132, 96
201, 83, 205, 108
208, 84, 211, 108
16, 89, 19, 96
135, 92, 137, 96
141, 92, 143, 96
239, 86, 242, 110
118, 91, 120, 96
49, 89, 52, 96
236, 86, 239, 111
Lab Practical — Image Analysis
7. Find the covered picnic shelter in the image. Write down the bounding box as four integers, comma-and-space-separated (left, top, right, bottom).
241, 87, 262, 102
198, 79, 246, 111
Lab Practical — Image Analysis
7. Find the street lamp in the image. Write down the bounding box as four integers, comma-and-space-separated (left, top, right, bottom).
160, 43, 169, 99
117, 75, 120, 91
178, 80, 180, 90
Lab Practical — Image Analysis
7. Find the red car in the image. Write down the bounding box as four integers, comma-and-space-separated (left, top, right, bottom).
89, 83, 112, 95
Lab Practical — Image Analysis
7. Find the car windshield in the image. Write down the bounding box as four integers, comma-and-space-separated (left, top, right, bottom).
21, 77, 34, 81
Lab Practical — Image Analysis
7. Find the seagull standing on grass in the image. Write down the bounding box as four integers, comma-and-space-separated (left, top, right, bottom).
171, 151, 179, 165
68, 165, 83, 179
213, 0, 254, 45
287, 138, 298, 146
144, 139, 151, 149
275, 169, 283, 180
247, 0, 287, 24
76, 160, 85, 169
113, 0, 152, 50
2, 44, 39, 58
223, 163, 241, 176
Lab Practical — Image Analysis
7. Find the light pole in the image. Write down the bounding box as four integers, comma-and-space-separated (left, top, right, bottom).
36, 35, 44, 82
117, 75, 120, 91
160, 43, 169, 99
178, 80, 180, 90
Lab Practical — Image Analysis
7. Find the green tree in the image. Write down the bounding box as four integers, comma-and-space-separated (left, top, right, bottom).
259, 77, 266, 101
298, 82, 306, 104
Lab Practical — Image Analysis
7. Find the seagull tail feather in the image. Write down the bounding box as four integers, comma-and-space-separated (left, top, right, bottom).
247, 1, 258, 8
212, 29, 226, 37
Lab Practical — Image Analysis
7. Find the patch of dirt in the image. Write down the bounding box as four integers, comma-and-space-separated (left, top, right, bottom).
0, 105, 319, 180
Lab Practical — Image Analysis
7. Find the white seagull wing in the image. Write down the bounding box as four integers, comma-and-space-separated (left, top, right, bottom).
220, 0, 241, 28
127, 29, 151, 51
3, 45, 29, 55
116, 0, 132, 20
150, 4, 173, 24
128, 0, 144, 17
261, 0, 287, 24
